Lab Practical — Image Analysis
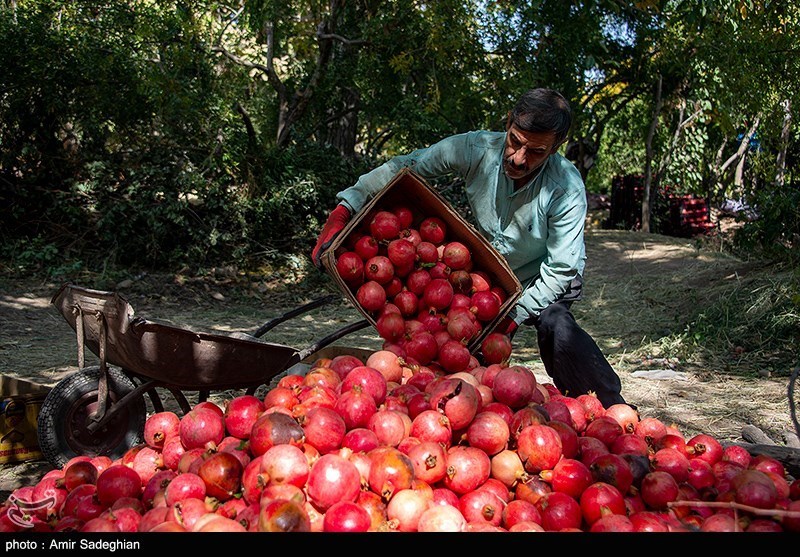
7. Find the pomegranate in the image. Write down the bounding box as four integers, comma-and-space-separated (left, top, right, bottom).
541, 458, 593, 499
354, 235, 380, 260
449, 270, 474, 295
640, 470, 680, 510
610, 433, 650, 457
410, 409, 453, 446
535, 491, 583, 531
386, 487, 432, 532
405, 331, 439, 366
516, 424, 563, 474
323, 501, 371, 532
417, 504, 467, 532
370, 210, 402, 242
465, 411, 510, 456
164, 472, 206, 506
436, 340, 471, 373
576, 393, 606, 422
501, 499, 542, 530
442, 241, 471, 270
95, 465, 142, 507
427, 377, 480, 431
368, 446, 416, 501
732, 469, 778, 509
366, 350, 404, 384
721, 444, 752, 468
341, 428, 380, 454
334, 364, 386, 406
143, 411, 181, 449
258, 498, 311, 532
480, 332, 512, 366
491, 365, 537, 409
306, 453, 362, 511
335, 386, 379, 430
302, 406, 346, 454
651, 447, 690, 483
589, 453, 634, 495
407, 441, 448, 485
419, 217, 447, 245
423, 278, 454, 311
589, 514, 635, 532
405, 268, 432, 296
393, 289, 419, 318
459, 488, 504, 528
356, 280, 387, 312
444, 445, 491, 496
179, 406, 226, 450
61, 460, 99, 492
685, 433, 723, 465
547, 420, 580, 460
248, 412, 304, 457
579, 481, 626, 525
367, 409, 411, 448
470, 290, 500, 322
223, 394, 264, 440
336, 251, 365, 286
387, 238, 417, 269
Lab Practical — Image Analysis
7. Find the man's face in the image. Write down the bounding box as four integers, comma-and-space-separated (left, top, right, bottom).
503, 121, 560, 182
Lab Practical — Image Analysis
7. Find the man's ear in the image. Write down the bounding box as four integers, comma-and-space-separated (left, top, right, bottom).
551, 139, 567, 155
505, 113, 512, 131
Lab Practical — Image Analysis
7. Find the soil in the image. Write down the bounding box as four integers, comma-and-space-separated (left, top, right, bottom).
1, 224, 797, 500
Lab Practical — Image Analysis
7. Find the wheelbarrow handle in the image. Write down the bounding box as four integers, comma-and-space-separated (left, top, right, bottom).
293, 319, 372, 363
252, 294, 339, 338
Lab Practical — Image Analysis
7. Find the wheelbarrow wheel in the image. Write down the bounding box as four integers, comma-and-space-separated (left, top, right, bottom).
37, 366, 146, 469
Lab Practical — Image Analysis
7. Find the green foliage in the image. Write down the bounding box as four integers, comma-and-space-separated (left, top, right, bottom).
1, 0, 798, 292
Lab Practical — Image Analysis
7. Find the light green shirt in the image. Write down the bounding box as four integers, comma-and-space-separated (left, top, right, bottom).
336, 130, 587, 323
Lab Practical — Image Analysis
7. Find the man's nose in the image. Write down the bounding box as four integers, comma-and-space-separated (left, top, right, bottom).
511, 147, 527, 166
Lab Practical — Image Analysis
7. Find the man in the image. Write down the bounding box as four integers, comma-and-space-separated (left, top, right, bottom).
312, 88, 626, 408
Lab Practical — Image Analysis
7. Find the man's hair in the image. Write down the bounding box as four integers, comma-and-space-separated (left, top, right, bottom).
509, 88, 572, 145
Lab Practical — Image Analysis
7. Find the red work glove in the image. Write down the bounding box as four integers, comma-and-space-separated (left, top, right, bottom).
311, 204, 351, 269
495, 316, 519, 338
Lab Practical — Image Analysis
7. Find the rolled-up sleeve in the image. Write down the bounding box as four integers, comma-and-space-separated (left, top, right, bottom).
336, 135, 473, 213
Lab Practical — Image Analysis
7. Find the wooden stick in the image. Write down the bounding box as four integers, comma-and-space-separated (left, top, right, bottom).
668, 500, 800, 518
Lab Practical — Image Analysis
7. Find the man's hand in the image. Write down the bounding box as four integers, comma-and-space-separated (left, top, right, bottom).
495, 316, 519, 338
312, 204, 351, 269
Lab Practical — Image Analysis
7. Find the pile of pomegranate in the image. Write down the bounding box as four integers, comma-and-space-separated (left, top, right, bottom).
333, 205, 514, 369
3, 349, 799, 533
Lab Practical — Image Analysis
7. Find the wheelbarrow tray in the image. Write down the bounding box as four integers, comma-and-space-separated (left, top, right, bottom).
51, 283, 317, 391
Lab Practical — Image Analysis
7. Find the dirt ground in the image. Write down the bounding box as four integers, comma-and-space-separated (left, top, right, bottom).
1, 225, 797, 499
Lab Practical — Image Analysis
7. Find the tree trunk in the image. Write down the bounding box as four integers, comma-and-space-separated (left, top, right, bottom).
642, 74, 663, 233
326, 87, 360, 159
775, 99, 791, 187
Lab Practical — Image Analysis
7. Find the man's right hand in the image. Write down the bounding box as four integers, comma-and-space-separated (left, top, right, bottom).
311, 204, 351, 269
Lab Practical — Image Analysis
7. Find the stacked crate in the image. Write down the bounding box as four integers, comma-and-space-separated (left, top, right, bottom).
662, 195, 715, 238
606, 175, 713, 238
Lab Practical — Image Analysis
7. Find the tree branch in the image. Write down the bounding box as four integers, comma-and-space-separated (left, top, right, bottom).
316, 32, 367, 46
720, 115, 761, 174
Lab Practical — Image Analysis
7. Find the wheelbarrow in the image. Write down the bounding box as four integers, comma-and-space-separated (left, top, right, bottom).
37, 283, 371, 469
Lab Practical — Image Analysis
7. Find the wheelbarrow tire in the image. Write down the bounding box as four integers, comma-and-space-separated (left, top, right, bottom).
37, 366, 146, 470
